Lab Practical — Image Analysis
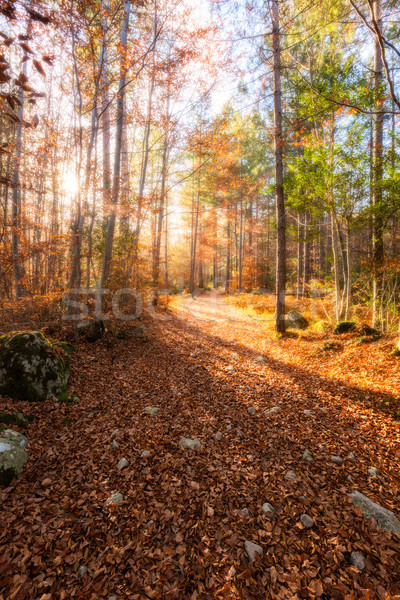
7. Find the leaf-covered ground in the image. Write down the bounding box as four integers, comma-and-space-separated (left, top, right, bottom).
1, 291, 399, 600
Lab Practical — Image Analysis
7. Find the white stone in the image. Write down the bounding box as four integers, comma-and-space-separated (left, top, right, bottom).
349, 491, 400, 535
117, 458, 129, 471
215, 431, 222, 442
302, 449, 314, 463
349, 551, 365, 571
179, 437, 202, 451
256, 355, 265, 363
368, 467, 379, 476
141, 450, 151, 458
104, 492, 124, 507
226, 424, 232, 431
78, 565, 88, 577
111, 429, 119, 437
227, 365, 235, 372
300, 514, 314, 528
112, 439, 119, 449
265, 406, 282, 416
244, 540, 263, 562
331, 456, 343, 465
262, 502, 274, 514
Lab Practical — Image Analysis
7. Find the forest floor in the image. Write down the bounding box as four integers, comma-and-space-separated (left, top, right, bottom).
1, 290, 400, 600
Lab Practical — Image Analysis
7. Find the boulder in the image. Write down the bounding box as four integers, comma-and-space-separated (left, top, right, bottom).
334, 321, 356, 334
0, 331, 70, 401
285, 310, 308, 330
0, 429, 29, 486
349, 491, 400, 535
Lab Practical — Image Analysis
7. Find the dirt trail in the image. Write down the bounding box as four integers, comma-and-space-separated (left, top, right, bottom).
0, 291, 399, 599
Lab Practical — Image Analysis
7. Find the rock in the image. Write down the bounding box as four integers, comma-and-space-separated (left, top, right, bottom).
236, 429, 243, 437
141, 450, 151, 458
190, 352, 196, 358
215, 431, 222, 442
347, 452, 356, 461
227, 365, 235, 372
112, 440, 119, 449
42, 477, 51, 487
117, 458, 129, 471
236, 507, 250, 518
3, 429, 28, 448
104, 492, 124, 507
144, 406, 159, 416
226, 424, 232, 431
0, 331, 70, 402
111, 429, 119, 437
77, 318, 105, 342
349, 551, 365, 571
247, 406, 256, 414
134, 324, 148, 342
78, 565, 88, 577
302, 449, 314, 463
262, 502, 275, 515
108, 596, 117, 600
179, 437, 202, 451
368, 467, 379, 476
331, 456, 343, 465
0, 430, 29, 486
349, 491, 400, 535
265, 406, 282, 416
304, 409, 312, 416
285, 470, 296, 481
244, 540, 263, 561
256, 355, 265, 363
334, 321, 356, 334
300, 514, 314, 528
285, 310, 308, 329
0, 411, 33, 428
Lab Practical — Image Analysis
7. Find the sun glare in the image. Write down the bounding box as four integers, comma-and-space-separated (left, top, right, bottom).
62, 169, 80, 196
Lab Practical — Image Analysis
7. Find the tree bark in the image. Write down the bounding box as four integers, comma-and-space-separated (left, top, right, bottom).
271, 0, 286, 333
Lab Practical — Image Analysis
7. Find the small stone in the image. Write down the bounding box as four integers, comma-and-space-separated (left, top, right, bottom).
111, 429, 119, 437
247, 406, 256, 414
117, 458, 129, 471
144, 406, 159, 416
179, 437, 202, 451
244, 540, 263, 562
368, 467, 379, 476
349, 551, 365, 571
215, 431, 222, 442
108, 596, 117, 600
236, 507, 249, 518
78, 565, 88, 577
190, 353, 196, 358
304, 409, 312, 416
331, 455, 343, 465
300, 514, 314, 528
42, 477, 52, 487
231, 352, 239, 360
112, 439, 119, 449
226, 424, 232, 431
265, 406, 282, 416
141, 450, 151, 458
262, 502, 274, 514
256, 355, 265, 363
236, 429, 243, 437
347, 451, 356, 461
302, 449, 314, 463
285, 470, 296, 481
227, 365, 235, 372
104, 492, 124, 507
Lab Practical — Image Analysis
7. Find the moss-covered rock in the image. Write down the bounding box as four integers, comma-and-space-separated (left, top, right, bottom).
0, 331, 70, 402
334, 321, 356, 334
0, 411, 33, 427
285, 310, 309, 330
0, 429, 29, 486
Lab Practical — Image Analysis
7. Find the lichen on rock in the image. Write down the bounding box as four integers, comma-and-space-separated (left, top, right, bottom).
0, 331, 70, 402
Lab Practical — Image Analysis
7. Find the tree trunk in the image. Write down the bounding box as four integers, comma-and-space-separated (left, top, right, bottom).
271, 0, 286, 333
98, 0, 131, 303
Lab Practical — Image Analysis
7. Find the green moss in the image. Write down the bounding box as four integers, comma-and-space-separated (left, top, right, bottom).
0, 411, 33, 427
0, 331, 70, 402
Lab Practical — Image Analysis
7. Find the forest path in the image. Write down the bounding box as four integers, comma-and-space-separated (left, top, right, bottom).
1, 291, 400, 598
